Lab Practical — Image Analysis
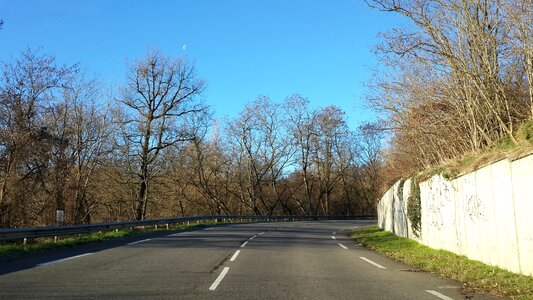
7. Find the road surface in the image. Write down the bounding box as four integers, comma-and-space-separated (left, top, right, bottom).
0, 220, 496, 299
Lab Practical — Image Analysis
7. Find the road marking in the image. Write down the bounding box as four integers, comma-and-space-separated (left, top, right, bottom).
127, 239, 152, 245
337, 243, 348, 249
425, 290, 455, 300
338, 229, 344, 232
38, 253, 93, 266
248, 235, 256, 240
209, 267, 230, 291
240, 241, 248, 248
230, 250, 241, 262
331, 236, 336, 240
332, 231, 336, 235
258, 232, 265, 235
360, 257, 386, 269
438, 286, 460, 289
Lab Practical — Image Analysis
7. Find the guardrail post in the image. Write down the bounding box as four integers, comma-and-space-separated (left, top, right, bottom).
23, 238, 27, 246
166, 223, 169, 229
54, 236, 58, 243
155, 225, 158, 230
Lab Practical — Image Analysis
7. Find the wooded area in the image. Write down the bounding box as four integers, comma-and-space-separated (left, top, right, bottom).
0, 50, 382, 227
2, 0, 530, 228
366, 0, 533, 182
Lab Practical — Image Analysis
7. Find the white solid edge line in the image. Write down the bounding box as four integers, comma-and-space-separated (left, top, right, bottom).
425, 290, 455, 300
230, 250, 241, 262
337, 243, 348, 249
331, 236, 336, 240
240, 241, 248, 248
209, 267, 230, 291
360, 257, 386, 269
38, 253, 93, 266
127, 239, 152, 245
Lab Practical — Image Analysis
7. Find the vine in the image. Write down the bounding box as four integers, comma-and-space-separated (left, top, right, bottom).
407, 176, 421, 237
397, 178, 406, 202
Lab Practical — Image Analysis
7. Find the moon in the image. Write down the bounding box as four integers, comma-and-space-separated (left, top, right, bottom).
182, 44, 187, 51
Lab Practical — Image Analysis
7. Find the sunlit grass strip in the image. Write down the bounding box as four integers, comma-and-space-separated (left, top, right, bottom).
0, 222, 218, 260
352, 226, 533, 300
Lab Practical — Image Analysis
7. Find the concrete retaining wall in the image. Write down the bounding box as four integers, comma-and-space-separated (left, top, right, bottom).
378, 154, 533, 276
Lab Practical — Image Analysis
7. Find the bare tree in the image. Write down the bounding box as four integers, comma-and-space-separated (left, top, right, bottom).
119, 50, 206, 220
367, 0, 524, 144
0, 50, 76, 226
312, 106, 349, 215
283, 94, 317, 214
64, 78, 115, 224
504, 0, 533, 119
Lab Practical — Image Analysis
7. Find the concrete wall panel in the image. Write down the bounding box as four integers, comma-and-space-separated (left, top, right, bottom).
510, 155, 533, 276
490, 160, 521, 273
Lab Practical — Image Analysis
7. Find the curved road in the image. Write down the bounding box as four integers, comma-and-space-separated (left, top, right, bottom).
0, 220, 495, 299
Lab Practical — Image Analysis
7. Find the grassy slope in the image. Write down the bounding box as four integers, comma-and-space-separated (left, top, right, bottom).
0, 222, 215, 260
352, 226, 533, 300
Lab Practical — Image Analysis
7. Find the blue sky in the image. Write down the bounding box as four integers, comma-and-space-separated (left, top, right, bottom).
0, 0, 401, 130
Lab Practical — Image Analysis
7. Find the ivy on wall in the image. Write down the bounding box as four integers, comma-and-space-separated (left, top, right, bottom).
397, 178, 406, 203
407, 176, 421, 237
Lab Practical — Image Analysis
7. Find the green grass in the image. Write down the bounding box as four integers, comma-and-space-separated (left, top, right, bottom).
352, 226, 533, 299
0, 222, 219, 260
519, 120, 533, 144
458, 154, 476, 167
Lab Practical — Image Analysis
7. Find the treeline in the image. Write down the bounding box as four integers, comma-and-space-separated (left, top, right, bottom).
0, 49, 382, 227
367, 0, 533, 182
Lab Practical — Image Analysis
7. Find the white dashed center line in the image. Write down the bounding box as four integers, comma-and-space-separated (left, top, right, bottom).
337, 243, 348, 249
360, 257, 386, 269
209, 267, 230, 291
425, 290, 455, 300
38, 253, 93, 266
127, 239, 151, 245
258, 232, 265, 235
240, 241, 248, 248
331, 236, 336, 240
230, 250, 241, 262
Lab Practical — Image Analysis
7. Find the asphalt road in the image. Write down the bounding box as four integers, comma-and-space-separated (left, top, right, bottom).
0, 220, 497, 299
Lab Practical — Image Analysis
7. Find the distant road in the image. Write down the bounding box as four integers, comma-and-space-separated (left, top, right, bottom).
0, 220, 494, 299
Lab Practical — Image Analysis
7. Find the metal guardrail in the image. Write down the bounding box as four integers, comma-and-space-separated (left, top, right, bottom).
0, 215, 376, 242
